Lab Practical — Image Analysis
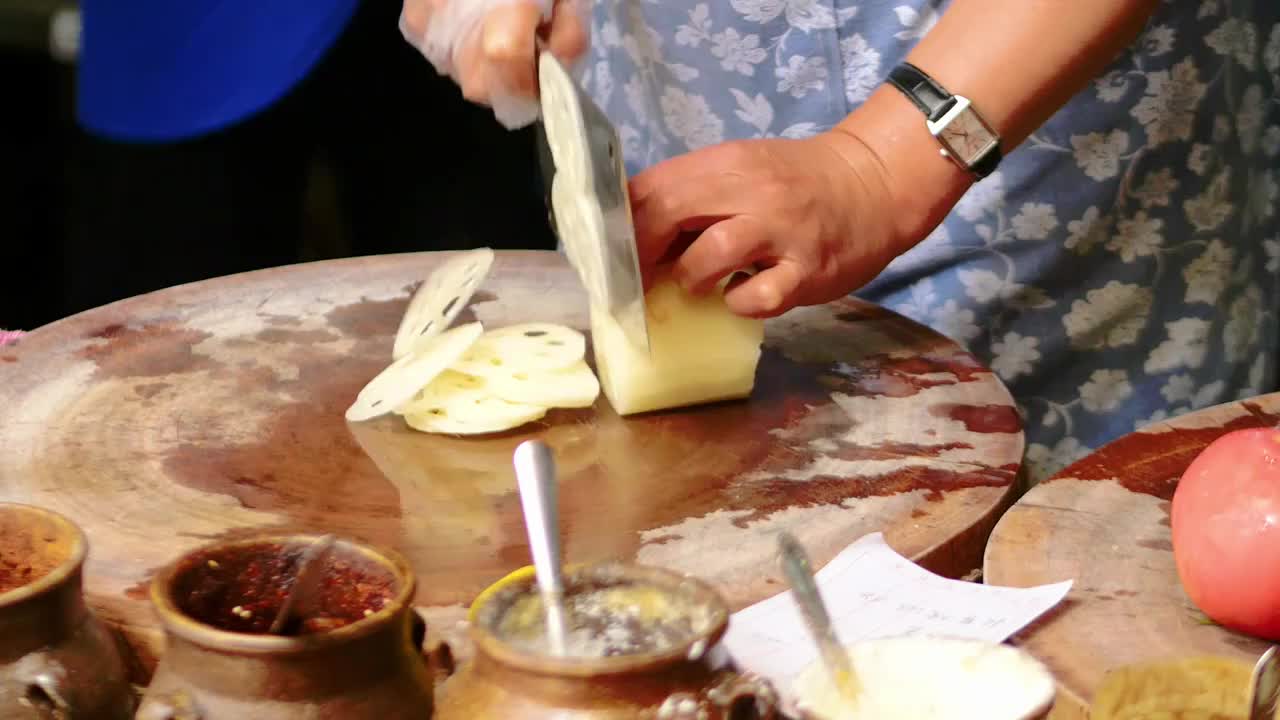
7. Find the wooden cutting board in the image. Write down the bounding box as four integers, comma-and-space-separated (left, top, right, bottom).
984, 393, 1280, 717
0, 251, 1024, 680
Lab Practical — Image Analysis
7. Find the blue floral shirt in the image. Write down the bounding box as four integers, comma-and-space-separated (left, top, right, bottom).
584, 0, 1280, 481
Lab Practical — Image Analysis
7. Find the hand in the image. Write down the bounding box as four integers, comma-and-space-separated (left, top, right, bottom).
400, 0, 588, 108
629, 131, 906, 319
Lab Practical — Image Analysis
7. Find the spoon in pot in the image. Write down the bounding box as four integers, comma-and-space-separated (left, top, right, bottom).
778, 532, 861, 704
1249, 646, 1279, 720
514, 440, 569, 657
268, 534, 337, 635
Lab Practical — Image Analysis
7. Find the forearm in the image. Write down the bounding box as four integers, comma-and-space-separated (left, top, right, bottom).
830, 0, 1160, 253
908, 0, 1159, 146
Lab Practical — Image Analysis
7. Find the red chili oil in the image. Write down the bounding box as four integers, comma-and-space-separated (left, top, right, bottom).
171, 541, 395, 636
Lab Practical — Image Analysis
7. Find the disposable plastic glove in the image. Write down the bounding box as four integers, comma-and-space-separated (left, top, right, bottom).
400, 0, 590, 129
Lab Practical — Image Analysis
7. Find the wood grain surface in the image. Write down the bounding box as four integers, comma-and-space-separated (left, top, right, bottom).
0, 251, 1024, 680
984, 393, 1280, 716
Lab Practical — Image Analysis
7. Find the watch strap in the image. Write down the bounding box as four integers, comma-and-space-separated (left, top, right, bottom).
886, 62, 1003, 179
970, 146, 1001, 179
886, 63, 954, 122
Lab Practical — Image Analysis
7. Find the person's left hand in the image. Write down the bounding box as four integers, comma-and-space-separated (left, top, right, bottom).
629, 131, 906, 319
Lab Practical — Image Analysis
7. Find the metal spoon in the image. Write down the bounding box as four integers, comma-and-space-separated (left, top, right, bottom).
268, 534, 337, 635
513, 440, 569, 657
777, 532, 861, 703
1249, 645, 1279, 720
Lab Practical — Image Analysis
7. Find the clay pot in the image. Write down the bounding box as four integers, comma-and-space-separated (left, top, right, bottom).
436, 562, 778, 719
137, 534, 443, 719
0, 502, 135, 719
1090, 655, 1276, 719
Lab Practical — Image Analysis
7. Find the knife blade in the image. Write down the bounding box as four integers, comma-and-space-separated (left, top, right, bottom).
534, 119, 559, 240
537, 51, 650, 354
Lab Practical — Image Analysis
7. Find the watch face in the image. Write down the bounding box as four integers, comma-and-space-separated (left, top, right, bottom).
940, 109, 997, 164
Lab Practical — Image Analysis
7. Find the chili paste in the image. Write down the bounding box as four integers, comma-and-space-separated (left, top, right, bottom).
172, 541, 394, 635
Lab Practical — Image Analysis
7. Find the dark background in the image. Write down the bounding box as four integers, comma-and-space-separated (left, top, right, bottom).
0, 0, 556, 331
0, 0, 72, 330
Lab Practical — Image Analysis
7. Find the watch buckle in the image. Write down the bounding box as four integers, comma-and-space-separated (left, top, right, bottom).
926, 95, 972, 138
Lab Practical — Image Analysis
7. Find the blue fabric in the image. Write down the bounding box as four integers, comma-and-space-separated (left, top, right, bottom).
77, 0, 360, 142
586, 0, 1280, 482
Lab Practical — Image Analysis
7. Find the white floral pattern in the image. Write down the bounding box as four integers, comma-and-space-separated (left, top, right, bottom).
711, 28, 767, 75
1011, 203, 1060, 240
776, 55, 828, 98
1131, 58, 1209, 146
1071, 130, 1130, 181
991, 332, 1041, 382
1183, 239, 1234, 303
1062, 282, 1153, 349
590, 0, 1279, 483
1205, 17, 1258, 69
1080, 369, 1135, 413
1064, 206, 1108, 254
1146, 318, 1211, 372
1107, 211, 1164, 261
839, 33, 881, 103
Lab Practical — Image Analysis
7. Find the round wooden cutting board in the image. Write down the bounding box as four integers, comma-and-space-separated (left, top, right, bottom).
984, 393, 1280, 717
0, 251, 1022, 678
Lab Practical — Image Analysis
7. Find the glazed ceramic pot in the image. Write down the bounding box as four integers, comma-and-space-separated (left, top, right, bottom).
136, 534, 443, 719
435, 562, 778, 719
0, 502, 135, 719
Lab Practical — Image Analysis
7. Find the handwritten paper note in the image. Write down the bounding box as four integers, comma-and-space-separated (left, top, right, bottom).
723, 532, 1071, 702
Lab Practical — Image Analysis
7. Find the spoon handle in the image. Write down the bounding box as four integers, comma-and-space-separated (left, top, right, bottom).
268, 534, 337, 635
1250, 646, 1279, 720
777, 532, 860, 701
513, 440, 568, 655
514, 441, 564, 594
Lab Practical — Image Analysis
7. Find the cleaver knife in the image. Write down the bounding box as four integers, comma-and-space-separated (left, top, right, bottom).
536, 51, 650, 354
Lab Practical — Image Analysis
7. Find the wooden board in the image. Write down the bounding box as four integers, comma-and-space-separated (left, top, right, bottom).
984, 393, 1280, 716
0, 251, 1023, 679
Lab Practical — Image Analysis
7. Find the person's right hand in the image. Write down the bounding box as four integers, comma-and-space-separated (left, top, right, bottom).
400, 0, 589, 124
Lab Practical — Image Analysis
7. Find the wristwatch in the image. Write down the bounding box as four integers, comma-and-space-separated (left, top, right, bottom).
886, 62, 1002, 179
